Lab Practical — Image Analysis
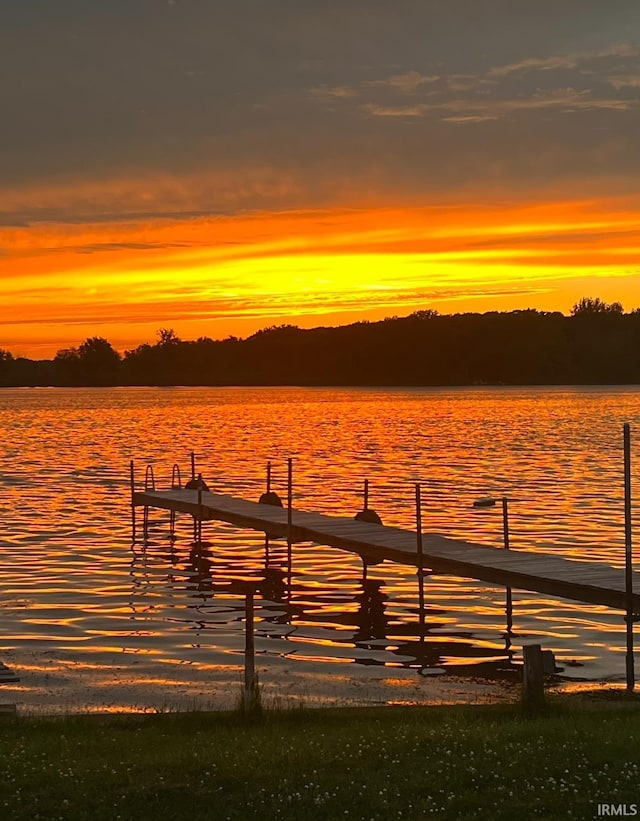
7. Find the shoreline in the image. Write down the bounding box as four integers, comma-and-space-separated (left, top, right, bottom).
0, 647, 519, 715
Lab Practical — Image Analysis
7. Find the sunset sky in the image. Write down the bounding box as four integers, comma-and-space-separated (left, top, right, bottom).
2, 1, 640, 357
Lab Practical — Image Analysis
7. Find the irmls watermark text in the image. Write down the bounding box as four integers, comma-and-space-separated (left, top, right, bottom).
596, 805, 638, 817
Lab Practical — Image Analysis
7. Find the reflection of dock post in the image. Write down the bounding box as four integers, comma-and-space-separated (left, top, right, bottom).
415, 483, 425, 637
129, 460, 136, 542
624, 423, 635, 693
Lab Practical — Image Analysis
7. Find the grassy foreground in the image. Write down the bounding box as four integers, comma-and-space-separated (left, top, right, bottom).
1, 703, 639, 820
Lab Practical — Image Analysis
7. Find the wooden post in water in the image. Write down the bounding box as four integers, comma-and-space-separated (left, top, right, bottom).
522, 643, 545, 706
245, 590, 256, 690
624, 422, 635, 693
502, 496, 513, 643
501, 496, 510, 550
190, 452, 198, 542
265, 461, 272, 564
241, 588, 260, 714
415, 483, 425, 637
287, 458, 293, 595
129, 460, 136, 542
364, 478, 369, 511
142, 464, 154, 541
197, 476, 203, 545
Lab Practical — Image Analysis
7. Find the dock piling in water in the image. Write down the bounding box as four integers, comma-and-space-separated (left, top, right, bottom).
415, 483, 425, 637
624, 422, 635, 693
240, 588, 261, 714
287, 458, 293, 596
129, 460, 136, 542
522, 643, 545, 706
244, 589, 256, 689
196, 476, 203, 545
169, 464, 182, 537
143, 464, 155, 540
354, 478, 383, 524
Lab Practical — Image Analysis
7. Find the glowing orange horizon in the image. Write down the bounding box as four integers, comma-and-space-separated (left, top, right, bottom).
2, 195, 640, 358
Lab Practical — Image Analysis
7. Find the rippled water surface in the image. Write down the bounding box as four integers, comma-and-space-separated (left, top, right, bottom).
1, 386, 639, 702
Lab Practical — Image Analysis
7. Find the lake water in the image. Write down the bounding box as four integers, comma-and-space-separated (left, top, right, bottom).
0, 386, 639, 708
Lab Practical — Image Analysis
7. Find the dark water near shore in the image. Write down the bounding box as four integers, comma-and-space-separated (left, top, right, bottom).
1, 386, 639, 701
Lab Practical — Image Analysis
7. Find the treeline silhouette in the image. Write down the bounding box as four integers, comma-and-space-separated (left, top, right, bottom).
2, 298, 640, 387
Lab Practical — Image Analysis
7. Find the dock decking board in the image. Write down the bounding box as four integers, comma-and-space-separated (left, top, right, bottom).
134, 488, 640, 612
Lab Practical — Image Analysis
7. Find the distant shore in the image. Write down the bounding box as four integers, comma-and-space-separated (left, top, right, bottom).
3, 301, 640, 387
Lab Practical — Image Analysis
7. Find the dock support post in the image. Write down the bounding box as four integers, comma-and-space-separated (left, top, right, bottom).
265, 461, 271, 564
169, 463, 181, 540
287, 458, 293, 601
364, 478, 369, 510
129, 460, 136, 542
245, 590, 255, 688
415, 483, 425, 637
142, 465, 154, 541
624, 422, 635, 693
522, 643, 545, 706
502, 496, 514, 649
190, 451, 196, 482
241, 589, 260, 715
501, 496, 510, 550
196, 477, 203, 546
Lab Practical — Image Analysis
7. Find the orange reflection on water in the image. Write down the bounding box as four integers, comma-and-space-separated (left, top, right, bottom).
0, 384, 639, 714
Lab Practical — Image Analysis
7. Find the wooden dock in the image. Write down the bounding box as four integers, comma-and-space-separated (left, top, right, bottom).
133, 487, 640, 613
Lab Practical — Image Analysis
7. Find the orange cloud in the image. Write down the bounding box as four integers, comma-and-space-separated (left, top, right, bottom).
2, 196, 640, 357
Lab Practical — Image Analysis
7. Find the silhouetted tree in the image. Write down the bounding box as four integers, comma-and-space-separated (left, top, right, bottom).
53, 337, 120, 385
0, 348, 14, 387
571, 297, 624, 315
157, 328, 181, 346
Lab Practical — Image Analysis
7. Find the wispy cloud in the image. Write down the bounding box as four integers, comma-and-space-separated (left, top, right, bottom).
314, 41, 640, 126
367, 70, 442, 93
363, 87, 636, 121
488, 43, 640, 77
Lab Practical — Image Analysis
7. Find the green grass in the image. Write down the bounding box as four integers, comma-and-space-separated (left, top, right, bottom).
1, 703, 639, 820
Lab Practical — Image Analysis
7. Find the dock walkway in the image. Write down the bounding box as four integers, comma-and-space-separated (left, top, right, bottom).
134, 488, 640, 613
